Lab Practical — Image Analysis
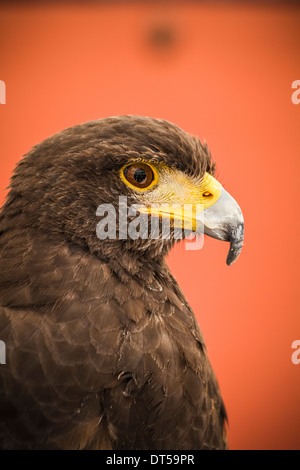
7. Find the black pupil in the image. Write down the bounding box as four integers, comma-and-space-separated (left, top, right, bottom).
134, 168, 147, 183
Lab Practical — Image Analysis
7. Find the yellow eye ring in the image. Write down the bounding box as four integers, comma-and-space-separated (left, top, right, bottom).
120, 162, 158, 192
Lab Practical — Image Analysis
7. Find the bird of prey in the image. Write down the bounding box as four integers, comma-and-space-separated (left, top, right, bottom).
0, 116, 244, 450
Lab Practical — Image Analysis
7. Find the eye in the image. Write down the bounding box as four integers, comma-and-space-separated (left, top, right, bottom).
122, 163, 156, 190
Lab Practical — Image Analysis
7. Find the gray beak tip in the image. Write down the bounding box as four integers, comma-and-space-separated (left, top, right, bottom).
225, 223, 244, 266
226, 254, 238, 266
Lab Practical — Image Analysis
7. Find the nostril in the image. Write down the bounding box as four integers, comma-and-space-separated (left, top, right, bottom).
203, 191, 212, 198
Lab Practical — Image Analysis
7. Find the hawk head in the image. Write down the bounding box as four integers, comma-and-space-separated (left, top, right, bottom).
2, 116, 244, 265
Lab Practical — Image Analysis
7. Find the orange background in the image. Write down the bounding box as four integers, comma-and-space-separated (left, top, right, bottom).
0, 2, 300, 450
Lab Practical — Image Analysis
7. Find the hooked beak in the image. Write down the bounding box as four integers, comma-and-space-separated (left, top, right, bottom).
196, 185, 244, 265
138, 171, 244, 265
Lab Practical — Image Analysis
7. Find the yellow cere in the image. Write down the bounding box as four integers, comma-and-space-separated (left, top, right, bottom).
121, 163, 222, 231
